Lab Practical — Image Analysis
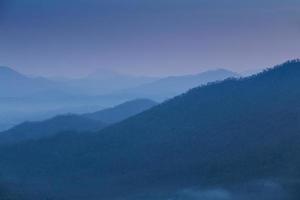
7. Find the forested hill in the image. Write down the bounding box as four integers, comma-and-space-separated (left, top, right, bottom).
0, 115, 106, 145
83, 98, 157, 123
0, 99, 157, 146
1, 60, 300, 199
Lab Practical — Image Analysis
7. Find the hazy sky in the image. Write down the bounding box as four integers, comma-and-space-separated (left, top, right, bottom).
0, 0, 299, 77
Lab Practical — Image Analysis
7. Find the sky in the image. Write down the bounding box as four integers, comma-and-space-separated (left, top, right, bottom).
0, 0, 299, 77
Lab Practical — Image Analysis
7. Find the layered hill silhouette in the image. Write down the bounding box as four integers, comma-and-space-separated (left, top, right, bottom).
0, 66, 58, 98
0, 115, 106, 146
83, 98, 157, 123
63, 68, 158, 95
0, 99, 157, 146
123, 69, 239, 100
0, 66, 236, 131
1, 61, 300, 199
0, 66, 237, 99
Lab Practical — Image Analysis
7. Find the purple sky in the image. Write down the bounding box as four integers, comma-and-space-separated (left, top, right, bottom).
0, 0, 299, 77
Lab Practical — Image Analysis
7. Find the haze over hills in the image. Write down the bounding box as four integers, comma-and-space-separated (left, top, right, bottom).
121, 69, 240, 100
1, 60, 300, 199
0, 66, 157, 99
0, 67, 150, 131
83, 99, 157, 123
2, 0, 299, 199
0, 115, 106, 146
0, 66, 238, 99
0, 66, 237, 131
57, 68, 158, 96
0, 99, 157, 146
0, 66, 59, 98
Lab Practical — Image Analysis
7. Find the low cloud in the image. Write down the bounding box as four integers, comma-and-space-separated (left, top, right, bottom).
168, 180, 289, 200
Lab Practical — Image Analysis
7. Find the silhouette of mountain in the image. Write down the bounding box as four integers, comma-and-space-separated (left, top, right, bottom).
0, 66, 26, 80
0, 66, 237, 131
83, 98, 157, 123
123, 69, 240, 100
0, 67, 154, 131
63, 69, 158, 95
0, 115, 106, 145
0, 66, 58, 98
0, 99, 156, 146
2, 60, 299, 199
1, 61, 300, 199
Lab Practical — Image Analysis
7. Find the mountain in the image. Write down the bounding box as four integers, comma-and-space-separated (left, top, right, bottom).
62, 69, 158, 95
0, 66, 26, 80
0, 66, 236, 131
123, 69, 240, 100
0, 115, 106, 145
2, 61, 300, 199
0, 67, 149, 131
0, 99, 156, 145
83, 98, 157, 123
0, 66, 58, 98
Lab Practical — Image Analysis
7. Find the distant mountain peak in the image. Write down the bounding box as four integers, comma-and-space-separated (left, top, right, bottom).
0, 66, 28, 80
0, 66, 20, 74
0, 66, 14, 71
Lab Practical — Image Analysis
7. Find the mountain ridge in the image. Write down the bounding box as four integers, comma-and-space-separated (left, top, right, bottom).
0, 98, 157, 146
0, 66, 238, 131
83, 98, 157, 123
2, 61, 300, 199
121, 68, 240, 100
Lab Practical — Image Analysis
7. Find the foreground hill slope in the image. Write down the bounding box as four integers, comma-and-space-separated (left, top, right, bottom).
1, 61, 300, 199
